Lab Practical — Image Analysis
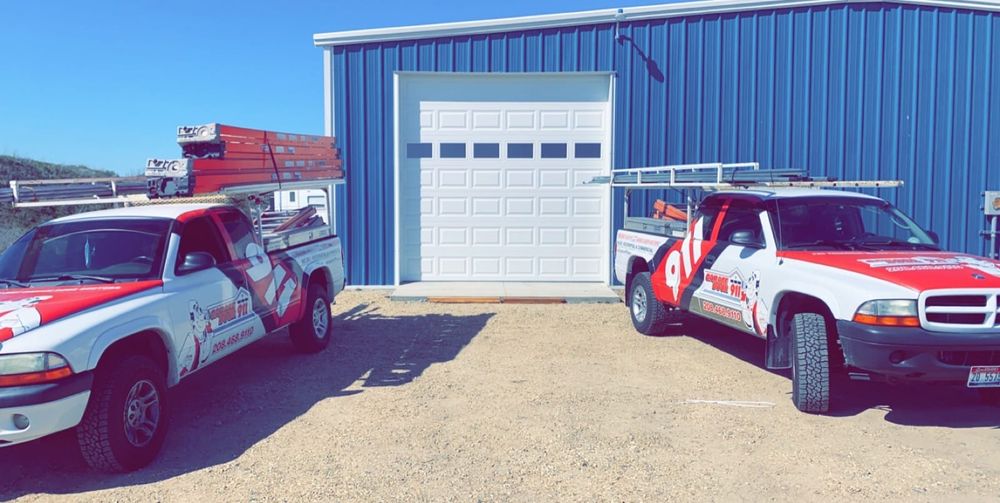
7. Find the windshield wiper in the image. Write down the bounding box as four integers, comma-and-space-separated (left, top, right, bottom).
0, 278, 29, 288
785, 239, 859, 250
27, 274, 116, 284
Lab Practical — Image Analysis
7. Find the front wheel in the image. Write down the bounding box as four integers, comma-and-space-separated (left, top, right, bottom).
790, 312, 832, 414
290, 284, 332, 353
76, 355, 168, 472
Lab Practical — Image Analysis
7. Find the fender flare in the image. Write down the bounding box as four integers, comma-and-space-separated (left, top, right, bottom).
86, 316, 178, 386
765, 287, 842, 370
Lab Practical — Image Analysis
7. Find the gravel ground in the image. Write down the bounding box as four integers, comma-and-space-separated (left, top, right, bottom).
3, 290, 1000, 501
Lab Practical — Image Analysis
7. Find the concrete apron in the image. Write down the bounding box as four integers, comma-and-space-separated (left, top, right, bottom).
390, 282, 622, 304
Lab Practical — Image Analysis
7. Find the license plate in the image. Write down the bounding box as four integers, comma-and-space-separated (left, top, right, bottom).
967, 366, 1000, 388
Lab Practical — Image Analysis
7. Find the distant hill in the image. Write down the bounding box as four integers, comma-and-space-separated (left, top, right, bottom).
0, 155, 116, 249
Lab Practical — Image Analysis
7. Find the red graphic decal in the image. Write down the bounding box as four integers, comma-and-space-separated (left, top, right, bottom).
0, 281, 162, 342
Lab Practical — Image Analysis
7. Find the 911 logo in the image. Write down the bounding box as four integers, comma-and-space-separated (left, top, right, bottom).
663, 217, 706, 301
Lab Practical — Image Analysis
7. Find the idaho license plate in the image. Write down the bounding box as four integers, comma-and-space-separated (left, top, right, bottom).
967, 366, 1000, 388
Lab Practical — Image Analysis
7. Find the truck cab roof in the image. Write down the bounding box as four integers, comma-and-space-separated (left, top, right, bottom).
49, 203, 231, 223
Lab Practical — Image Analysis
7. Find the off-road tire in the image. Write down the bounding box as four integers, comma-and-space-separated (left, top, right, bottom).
290, 284, 332, 353
629, 272, 679, 335
790, 312, 831, 414
76, 355, 168, 472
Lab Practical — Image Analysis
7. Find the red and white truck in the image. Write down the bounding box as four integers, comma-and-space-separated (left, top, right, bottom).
0, 125, 346, 471
608, 163, 1000, 413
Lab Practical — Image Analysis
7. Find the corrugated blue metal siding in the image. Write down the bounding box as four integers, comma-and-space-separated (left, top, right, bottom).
331, 2, 1000, 285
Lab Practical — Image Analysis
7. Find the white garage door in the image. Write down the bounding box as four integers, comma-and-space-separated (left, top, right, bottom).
397, 74, 611, 283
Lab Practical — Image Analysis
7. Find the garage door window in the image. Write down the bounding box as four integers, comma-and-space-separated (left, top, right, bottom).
575, 143, 601, 159
540, 143, 567, 158
507, 143, 533, 159
473, 143, 500, 158
406, 142, 432, 158
440, 143, 466, 158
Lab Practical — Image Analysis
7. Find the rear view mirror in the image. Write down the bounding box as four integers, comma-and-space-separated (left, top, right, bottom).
178, 252, 216, 274
730, 230, 764, 249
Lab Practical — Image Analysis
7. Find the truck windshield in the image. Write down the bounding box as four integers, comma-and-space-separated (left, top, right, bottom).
774, 197, 937, 251
0, 219, 171, 283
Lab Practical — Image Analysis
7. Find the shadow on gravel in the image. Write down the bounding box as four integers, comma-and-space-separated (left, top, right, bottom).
0, 301, 493, 498
681, 317, 1000, 429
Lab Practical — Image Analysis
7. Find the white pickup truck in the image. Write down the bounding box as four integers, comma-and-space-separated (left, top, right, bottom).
616, 188, 1000, 413
0, 203, 345, 471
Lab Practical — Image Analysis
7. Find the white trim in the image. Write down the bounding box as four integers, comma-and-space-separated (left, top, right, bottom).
314, 0, 1000, 46
323, 48, 338, 236
605, 73, 617, 286
323, 48, 333, 137
393, 72, 402, 287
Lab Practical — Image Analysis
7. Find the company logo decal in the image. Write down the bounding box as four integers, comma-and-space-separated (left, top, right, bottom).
859, 255, 1000, 277
701, 268, 769, 336
179, 288, 254, 377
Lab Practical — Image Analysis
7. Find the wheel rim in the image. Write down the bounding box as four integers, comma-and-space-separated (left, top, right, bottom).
312, 298, 329, 339
632, 286, 648, 322
123, 379, 160, 448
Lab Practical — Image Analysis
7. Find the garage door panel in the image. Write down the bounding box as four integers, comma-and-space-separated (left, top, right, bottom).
400, 95, 608, 282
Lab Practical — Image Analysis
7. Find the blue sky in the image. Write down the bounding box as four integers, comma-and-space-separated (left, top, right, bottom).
0, 0, 663, 174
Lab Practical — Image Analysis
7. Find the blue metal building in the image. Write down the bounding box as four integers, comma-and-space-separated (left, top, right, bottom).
314, 0, 1000, 286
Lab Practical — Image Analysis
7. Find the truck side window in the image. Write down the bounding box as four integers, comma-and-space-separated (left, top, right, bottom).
717, 200, 764, 244
175, 216, 230, 271
693, 199, 723, 240
218, 211, 257, 259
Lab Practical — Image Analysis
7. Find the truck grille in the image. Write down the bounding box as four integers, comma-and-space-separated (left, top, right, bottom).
938, 351, 1000, 366
920, 291, 1000, 331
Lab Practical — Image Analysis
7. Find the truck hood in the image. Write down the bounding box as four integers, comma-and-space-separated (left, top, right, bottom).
777, 251, 1000, 291
0, 281, 162, 342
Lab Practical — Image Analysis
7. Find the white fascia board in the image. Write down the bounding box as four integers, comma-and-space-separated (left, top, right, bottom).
313, 0, 1000, 47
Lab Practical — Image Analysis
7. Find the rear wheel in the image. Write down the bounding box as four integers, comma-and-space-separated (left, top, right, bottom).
76, 355, 168, 472
790, 312, 831, 414
629, 272, 679, 335
290, 284, 332, 353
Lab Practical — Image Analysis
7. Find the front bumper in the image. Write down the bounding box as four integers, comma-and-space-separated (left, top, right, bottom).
0, 372, 93, 447
837, 321, 1000, 382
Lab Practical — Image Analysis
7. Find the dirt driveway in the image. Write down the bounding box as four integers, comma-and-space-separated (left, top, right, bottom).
3, 290, 999, 501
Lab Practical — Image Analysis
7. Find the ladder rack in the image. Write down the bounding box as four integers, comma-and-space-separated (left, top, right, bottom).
4, 178, 343, 208
588, 163, 904, 190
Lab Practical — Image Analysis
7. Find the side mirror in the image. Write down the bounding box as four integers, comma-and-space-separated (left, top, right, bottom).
178, 252, 216, 274
926, 230, 940, 244
730, 230, 764, 249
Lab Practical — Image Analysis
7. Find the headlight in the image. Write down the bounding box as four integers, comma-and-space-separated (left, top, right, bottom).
0, 353, 74, 387
853, 300, 919, 327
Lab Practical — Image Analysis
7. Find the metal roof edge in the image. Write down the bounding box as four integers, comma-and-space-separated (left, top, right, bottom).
313, 0, 1000, 47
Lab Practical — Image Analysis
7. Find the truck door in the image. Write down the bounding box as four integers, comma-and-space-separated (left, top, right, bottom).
216, 210, 303, 333
689, 198, 775, 337
166, 213, 260, 378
